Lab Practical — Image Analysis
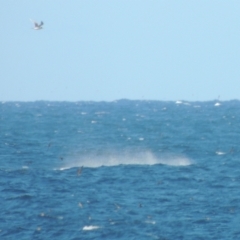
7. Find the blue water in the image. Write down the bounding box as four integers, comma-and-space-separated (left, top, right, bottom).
1, 100, 240, 239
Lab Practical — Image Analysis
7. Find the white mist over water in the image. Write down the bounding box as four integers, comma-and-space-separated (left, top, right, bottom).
59, 151, 193, 170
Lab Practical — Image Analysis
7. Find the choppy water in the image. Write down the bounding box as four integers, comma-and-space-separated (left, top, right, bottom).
1, 100, 240, 239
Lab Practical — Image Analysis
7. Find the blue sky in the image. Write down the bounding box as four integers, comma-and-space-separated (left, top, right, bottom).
1, 1, 240, 101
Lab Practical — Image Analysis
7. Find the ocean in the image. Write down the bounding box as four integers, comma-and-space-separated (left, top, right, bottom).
0, 100, 240, 239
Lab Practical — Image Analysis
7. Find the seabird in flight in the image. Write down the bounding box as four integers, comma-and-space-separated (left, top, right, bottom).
30, 19, 44, 30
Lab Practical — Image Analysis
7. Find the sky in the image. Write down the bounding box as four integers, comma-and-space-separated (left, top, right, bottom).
1, 1, 240, 102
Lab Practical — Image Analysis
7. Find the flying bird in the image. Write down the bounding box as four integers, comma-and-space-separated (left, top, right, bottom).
30, 19, 44, 30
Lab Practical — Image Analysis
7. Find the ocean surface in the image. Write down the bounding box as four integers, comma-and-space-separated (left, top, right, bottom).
1, 100, 240, 239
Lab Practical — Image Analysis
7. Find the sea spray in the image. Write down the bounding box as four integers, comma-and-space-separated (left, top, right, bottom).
58, 150, 193, 169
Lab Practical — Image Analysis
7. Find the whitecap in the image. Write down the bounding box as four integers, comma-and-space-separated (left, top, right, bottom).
145, 220, 156, 224
82, 225, 100, 231
58, 167, 70, 171
216, 151, 226, 155
175, 101, 182, 104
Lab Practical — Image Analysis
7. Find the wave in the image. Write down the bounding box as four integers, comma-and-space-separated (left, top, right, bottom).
82, 225, 100, 231
58, 151, 193, 170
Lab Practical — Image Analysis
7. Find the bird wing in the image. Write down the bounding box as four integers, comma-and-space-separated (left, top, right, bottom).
29, 19, 43, 28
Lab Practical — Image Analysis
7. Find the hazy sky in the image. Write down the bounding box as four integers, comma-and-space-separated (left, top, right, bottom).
1, 1, 240, 101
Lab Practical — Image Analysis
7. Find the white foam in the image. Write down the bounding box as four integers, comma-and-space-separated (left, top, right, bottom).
176, 101, 182, 104
216, 151, 226, 155
145, 220, 156, 224
82, 225, 100, 231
